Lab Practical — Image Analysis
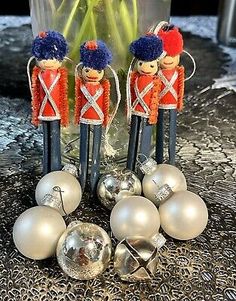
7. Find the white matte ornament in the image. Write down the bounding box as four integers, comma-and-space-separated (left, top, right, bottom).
110, 196, 160, 241
141, 159, 187, 205
13, 206, 66, 260
159, 191, 208, 240
35, 171, 82, 216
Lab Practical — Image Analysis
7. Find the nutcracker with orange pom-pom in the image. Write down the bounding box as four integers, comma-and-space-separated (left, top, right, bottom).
27, 31, 69, 175
153, 24, 185, 166
126, 34, 164, 173
74, 40, 121, 193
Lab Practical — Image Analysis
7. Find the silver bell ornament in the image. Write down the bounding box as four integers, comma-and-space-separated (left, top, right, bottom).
140, 158, 187, 206
97, 169, 142, 210
13, 206, 66, 260
35, 170, 82, 216
57, 221, 112, 280
114, 236, 161, 282
110, 196, 160, 241
159, 191, 208, 240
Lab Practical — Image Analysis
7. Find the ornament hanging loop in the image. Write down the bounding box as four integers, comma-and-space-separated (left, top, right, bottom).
136, 153, 148, 166
183, 50, 196, 81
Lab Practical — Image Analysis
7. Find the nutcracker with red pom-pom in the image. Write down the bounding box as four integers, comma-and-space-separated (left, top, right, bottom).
126, 34, 164, 173
153, 24, 185, 166
74, 40, 120, 193
27, 31, 69, 175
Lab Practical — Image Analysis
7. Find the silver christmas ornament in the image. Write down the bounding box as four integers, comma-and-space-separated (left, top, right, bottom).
13, 206, 66, 260
57, 222, 112, 280
110, 196, 160, 241
35, 171, 82, 216
97, 169, 142, 210
114, 236, 159, 282
159, 191, 208, 240
140, 158, 187, 206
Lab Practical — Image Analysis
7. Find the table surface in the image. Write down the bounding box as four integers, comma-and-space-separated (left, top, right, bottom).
0, 16, 235, 301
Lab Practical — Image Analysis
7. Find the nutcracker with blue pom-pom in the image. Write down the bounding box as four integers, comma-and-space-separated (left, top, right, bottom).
126, 34, 164, 173
74, 40, 121, 193
27, 31, 69, 175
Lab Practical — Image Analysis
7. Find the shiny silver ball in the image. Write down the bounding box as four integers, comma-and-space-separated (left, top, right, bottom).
110, 196, 160, 241
13, 206, 66, 260
159, 191, 208, 240
114, 236, 159, 282
97, 169, 142, 210
57, 222, 112, 280
35, 171, 82, 216
142, 162, 187, 206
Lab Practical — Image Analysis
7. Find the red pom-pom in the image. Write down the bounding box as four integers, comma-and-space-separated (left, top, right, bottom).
85, 40, 98, 50
38, 31, 47, 39
158, 27, 183, 56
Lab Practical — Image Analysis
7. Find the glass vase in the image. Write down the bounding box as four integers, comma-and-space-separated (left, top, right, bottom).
29, 0, 171, 168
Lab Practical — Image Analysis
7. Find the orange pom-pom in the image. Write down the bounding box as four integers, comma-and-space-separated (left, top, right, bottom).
85, 40, 98, 50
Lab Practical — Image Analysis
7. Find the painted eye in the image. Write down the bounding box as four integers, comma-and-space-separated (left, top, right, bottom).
150, 65, 154, 68
85, 68, 90, 73
98, 70, 102, 74
139, 62, 143, 66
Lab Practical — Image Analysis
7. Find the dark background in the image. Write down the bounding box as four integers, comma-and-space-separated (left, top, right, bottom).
0, 0, 220, 16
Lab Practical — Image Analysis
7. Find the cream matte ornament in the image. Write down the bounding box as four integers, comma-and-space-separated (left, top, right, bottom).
13, 206, 66, 260
140, 158, 187, 206
110, 196, 160, 241
97, 169, 142, 210
35, 170, 82, 216
57, 222, 112, 280
159, 191, 208, 240
114, 236, 159, 282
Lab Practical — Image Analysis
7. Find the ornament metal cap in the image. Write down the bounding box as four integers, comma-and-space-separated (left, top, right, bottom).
139, 157, 157, 175
40, 188, 67, 215
153, 183, 174, 206
62, 163, 78, 177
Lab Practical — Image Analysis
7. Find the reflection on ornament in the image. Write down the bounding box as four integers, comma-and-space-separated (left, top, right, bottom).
114, 236, 159, 282
57, 222, 112, 280
13, 206, 66, 260
110, 196, 160, 241
97, 169, 142, 210
159, 191, 208, 240
140, 158, 187, 205
35, 170, 82, 216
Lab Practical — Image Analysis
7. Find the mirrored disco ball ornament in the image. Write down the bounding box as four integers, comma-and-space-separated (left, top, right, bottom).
97, 169, 142, 210
159, 191, 208, 240
57, 222, 112, 280
35, 170, 82, 216
110, 196, 160, 241
13, 206, 66, 260
140, 158, 187, 206
114, 236, 160, 282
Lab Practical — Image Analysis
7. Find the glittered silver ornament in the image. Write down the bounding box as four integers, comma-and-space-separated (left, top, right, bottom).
57, 222, 112, 280
159, 191, 208, 240
114, 236, 159, 282
97, 169, 142, 210
140, 158, 187, 206
62, 163, 78, 178
13, 206, 66, 260
110, 196, 160, 241
35, 171, 82, 216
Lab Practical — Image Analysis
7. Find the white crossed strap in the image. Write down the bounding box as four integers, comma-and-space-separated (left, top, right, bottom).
158, 70, 178, 100
132, 79, 154, 115
38, 72, 61, 119
80, 84, 104, 121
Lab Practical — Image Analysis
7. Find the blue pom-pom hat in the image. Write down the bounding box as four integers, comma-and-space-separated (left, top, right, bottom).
32, 31, 68, 61
80, 40, 112, 71
129, 34, 163, 61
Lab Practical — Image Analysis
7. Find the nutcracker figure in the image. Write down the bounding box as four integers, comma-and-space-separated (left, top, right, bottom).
126, 34, 164, 172
74, 40, 120, 193
155, 24, 184, 165
28, 31, 69, 175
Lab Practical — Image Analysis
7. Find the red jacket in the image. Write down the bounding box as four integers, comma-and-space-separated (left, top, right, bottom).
74, 77, 110, 127
158, 66, 185, 111
31, 66, 69, 127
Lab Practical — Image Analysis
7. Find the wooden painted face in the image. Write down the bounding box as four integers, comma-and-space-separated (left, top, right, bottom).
160, 55, 180, 70
37, 59, 62, 70
137, 60, 158, 76
81, 66, 104, 83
